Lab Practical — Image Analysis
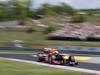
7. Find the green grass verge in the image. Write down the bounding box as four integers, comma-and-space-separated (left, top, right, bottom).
0, 51, 37, 54
0, 59, 95, 75
0, 31, 100, 48
85, 16, 100, 22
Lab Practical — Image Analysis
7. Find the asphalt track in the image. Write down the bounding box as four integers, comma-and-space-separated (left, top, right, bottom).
0, 54, 100, 71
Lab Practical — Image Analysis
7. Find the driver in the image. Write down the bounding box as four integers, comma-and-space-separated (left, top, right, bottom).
43, 48, 51, 54
43, 48, 59, 54
50, 48, 59, 54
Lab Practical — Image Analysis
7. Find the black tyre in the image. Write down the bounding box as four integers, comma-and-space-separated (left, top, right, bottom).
37, 57, 43, 62
75, 62, 79, 65
69, 64, 74, 66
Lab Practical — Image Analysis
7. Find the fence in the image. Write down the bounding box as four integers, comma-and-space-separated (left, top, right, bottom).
0, 46, 100, 55
49, 46, 100, 54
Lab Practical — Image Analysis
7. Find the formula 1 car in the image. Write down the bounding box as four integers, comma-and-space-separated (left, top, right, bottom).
37, 53, 78, 66
66, 56, 79, 66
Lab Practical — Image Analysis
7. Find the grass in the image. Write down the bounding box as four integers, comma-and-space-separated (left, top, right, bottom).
0, 31, 100, 48
0, 50, 37, 54
85, 16, 100, 22
0, 58, 95, 75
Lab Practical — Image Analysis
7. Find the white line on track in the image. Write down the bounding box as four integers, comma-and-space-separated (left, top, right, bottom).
0, 57, 100, 75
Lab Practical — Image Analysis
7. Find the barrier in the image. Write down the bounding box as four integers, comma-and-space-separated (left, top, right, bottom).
48, 46, 100, 52
0, 46, 100, 55
0, 46, 42, 51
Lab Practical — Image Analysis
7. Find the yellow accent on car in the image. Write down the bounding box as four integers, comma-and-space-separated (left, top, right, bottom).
63, 56, 69, 59
75, 56, 91, 60
63, 56, 91, 60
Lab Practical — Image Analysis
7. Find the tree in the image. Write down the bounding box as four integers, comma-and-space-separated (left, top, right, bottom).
36, 3, 56, 16
47, 3, 75, 16
8, 0, 32, 24
43, 25, 56, 34
36, 3, 76, 16
71, 16, 86, 23
0, 0, 33, 21
59, 3, 76, 15
0, 2, 8, 21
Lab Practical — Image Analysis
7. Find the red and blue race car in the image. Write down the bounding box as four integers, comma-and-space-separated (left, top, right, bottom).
37, 50, 79, 66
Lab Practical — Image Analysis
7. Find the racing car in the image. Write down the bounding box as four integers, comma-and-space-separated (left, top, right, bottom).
66, 55, 79, 66
37, 48, 79, 66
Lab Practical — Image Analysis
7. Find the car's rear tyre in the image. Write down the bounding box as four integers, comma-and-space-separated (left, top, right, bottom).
37, 57, 43, 62
75, 62, 79, 65
69, 64, 74, 66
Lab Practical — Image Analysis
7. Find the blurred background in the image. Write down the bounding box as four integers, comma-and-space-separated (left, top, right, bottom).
0, 0, 100, 48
